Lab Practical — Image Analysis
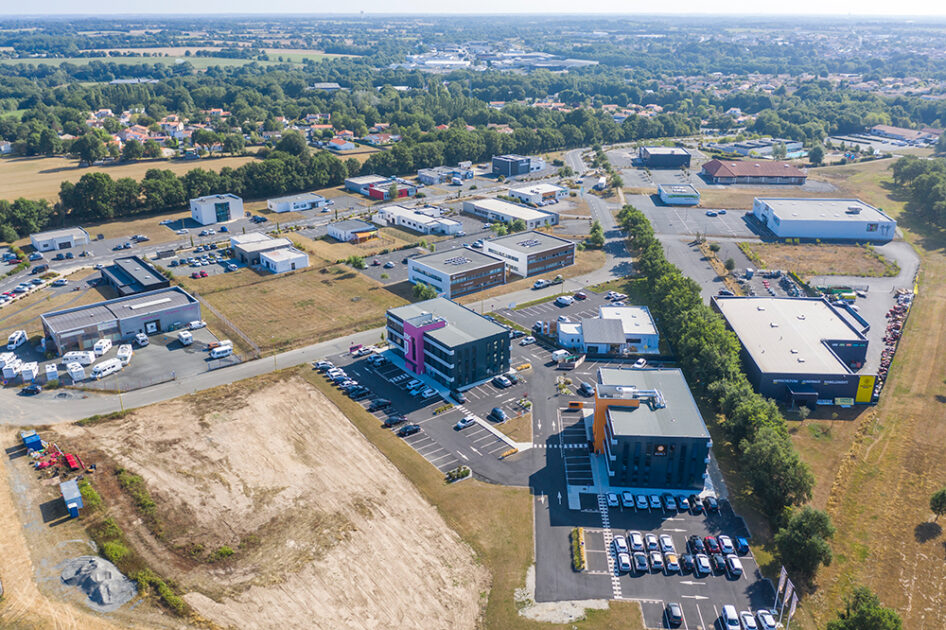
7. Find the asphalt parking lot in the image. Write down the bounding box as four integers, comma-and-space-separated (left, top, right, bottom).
495, 288, 613, 335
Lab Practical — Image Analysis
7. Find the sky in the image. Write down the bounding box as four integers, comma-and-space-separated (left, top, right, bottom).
4, 0, 946, 16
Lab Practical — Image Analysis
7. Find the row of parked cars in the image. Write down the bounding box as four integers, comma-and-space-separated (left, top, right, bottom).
606, 490, 720, 515
612, 531, 749, 577
313, 357, 420, 438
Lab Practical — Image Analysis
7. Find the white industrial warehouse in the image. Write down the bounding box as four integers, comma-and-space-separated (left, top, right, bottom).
752, 198, 897, 242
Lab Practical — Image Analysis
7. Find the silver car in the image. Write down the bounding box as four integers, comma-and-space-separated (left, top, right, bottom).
616, 552, 632, 573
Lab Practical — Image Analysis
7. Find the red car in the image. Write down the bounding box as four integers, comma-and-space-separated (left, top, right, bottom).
199, 271, 208, 278
703, 536, 721, 554
191, 271, 201, 279
7, 258, 21, 265
574, 292, 587, 300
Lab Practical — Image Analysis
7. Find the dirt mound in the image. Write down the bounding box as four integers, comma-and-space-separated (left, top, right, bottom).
60, 555, 137, 612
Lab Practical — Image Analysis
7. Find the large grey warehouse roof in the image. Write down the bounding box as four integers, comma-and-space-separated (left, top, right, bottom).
268, 192, 327, 203
410, 247, 502, 275
42, 287, 198, 334
485, 230, 574, 254
581, 318, 625, 344
102, 256, 166, 292
642, 146, 690, 155
329, 219, 377, 232
598, 367, 709, 439
714, 296, 865, 374
389, 297, 506, 347
757, 198, 895, 223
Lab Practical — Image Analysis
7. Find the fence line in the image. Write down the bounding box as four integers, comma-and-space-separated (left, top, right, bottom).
189, 290, 262, 359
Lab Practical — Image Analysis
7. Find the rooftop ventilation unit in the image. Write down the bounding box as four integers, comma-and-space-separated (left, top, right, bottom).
845, 206, 862, 214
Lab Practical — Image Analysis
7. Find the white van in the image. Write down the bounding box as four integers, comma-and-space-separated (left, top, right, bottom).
7, 330, 27, 350
93, 338, 112, 356
178, 330, 193, 346
209, 345, 233, 359
62, 351, 96, 366
91, 358, 123, 379
135, 332, 149, 347
116, 344, 133, 366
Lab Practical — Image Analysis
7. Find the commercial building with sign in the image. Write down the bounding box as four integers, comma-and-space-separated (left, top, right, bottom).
386, 297, 510, 391
190, 194, 242, 225
558, 305, 659, 355
751, 197, 897, 243
30, 227, 90, 252
482, 230, 575, 278
491, 154, 545, 177
407, 248, 506, 299
657, 184, 701, 206
592, 367, 711, 490
713, 296, 874, 405
41, 287, 201, 354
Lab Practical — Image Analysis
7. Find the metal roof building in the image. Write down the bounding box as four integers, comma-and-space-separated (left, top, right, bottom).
482, 230, 576, 277
100, 255, 170, 296
30, 226, 90, 252
407, 248, 506, 299
751, 197, 897, 243
713, 296, 874, 405
462, 198, 559, 229
42, 287, 201, 354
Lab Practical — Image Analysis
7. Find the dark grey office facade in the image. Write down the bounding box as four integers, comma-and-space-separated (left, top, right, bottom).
594, 368, 711, 490
386, 298, 510, 391
491, 154, 531, 177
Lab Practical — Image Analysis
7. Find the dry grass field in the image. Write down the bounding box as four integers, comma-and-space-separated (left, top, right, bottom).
739, 242, 900, 278
0, 154, 257, 202
187, 263, 406, 353
54, 374, 488, 630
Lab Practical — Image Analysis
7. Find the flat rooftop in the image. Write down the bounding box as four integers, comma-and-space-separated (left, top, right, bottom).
714, 296, 865, 374
509, 183, 565, 195
230, 232, 272, 246
389, 297, 506, 347
43, 287, 197, 334
235, 237, 293, 253
268, 192, 327, 203
261, 247, 307, 263
485, 230, 574, 254
31, 226, 88, 241
192, 193, 240, 203
598, 367, 709, 439
599, 305, 658, 336
346, 175, 390, 186
103, 256, 166, 290
757, 198, 895, 223
382, 205, 460, 226
410, 247, 502, 275
642, 146, 690, 155
467, 198, 553, 222
329, 219, 377, 232
658, 184, 700, 195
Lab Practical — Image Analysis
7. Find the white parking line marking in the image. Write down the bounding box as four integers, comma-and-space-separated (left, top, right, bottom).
469, 446, 483, 456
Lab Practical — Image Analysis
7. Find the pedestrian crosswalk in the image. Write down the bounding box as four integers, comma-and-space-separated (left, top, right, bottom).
597, 493, 623, 600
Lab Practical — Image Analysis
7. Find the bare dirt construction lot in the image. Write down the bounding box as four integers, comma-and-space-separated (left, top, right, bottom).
739, 242, 899, 278
56, 374, 488, 630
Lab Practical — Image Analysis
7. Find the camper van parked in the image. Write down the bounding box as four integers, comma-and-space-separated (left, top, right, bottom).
93, 338, 112, 356
0, 352, 15, 368
2, 359, 22, 379
91, 358, 123, 379
66, 362, 85, 382
116, 344, 133, 366
209, 345, 233, 359
62, 351, 96, 366
7, 330, 27, 350
178, 330, 193, 346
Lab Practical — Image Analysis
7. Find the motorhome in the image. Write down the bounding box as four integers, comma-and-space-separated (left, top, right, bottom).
91, 358, 123, 379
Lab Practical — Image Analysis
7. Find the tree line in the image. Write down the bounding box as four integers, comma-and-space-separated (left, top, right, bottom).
890, 155, 946, 229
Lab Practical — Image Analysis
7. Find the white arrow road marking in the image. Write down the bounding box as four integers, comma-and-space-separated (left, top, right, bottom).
681, 595, 709, 600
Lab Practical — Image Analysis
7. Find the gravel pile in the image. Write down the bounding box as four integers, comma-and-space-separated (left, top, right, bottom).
60, 555, 136, 611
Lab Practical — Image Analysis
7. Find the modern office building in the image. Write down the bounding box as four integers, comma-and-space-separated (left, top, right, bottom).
507, 183, 568, 205
230, 233, 294, 264
30, 227, 90, 252
713, 296, 875, 405
701, 160, 807, 185
386, 297, 510, 391
326, 219, 379, 243
483, 230, 575, 278
41, 287, 201, 354
751, 198, 897, 243
407, 248, 506, 299
372, 205, 462, 235
190, 194, 242, 225
638, 146, 691, 168
266, 192, 330, 213
657, 184, 701, 206
99, 256, 170, 296
491, 154, 545, 177
462, 198, 559, 229
592, 367, 711, 490
558, 305, 659, 355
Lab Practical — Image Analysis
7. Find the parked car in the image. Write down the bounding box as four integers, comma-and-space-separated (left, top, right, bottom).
659, 534, 675, 554
620, 491, 634, 508
616, 552, 632, 573
755, 609, 777, 630
689, 495, 705, 514
573, 291, 587, 300
492, 375, 511, 388
455, 416, 476, 430
694, 553, 711, 576
718, 535, 735, 555
488, 407, 508, 423
720, 605, 740, 630
199, 271, 208, 278
28, 252, 42, 261
314, 361, 334, 371
20, 383, 42, 396
736, 537, 750, 555
633, 551, 649, 574
666, 602, 683, 628
688, 535, 706, 554
710, 554, 727, 574
662, 494, 677, 511
532, 279, 548, 289
627, 530, 644, 552
612, 535, 629, 554
649, 551, 664, 572
635, 495, 649, 510
520, 336, 536, 346
383, 415, 406, 428
633, 358, 647, 369
703, 495, 720, 513
606, 493, 620, 508
678, 496, 690, 511
740, 612, 758, 630
555, 295, 573, 306
680, 553, 695, 574
397, 424, 421, 438
578, 382, 595, 397
644, 533, 659, 552
705, 210, 718, 217
368, 398, 391, 411
664, 552, 680, 574
135, 332, 149, 346
725, 554, 743, 577
383, 261, 395, 269
649, 494, 661, 509
703, 536, 721, 554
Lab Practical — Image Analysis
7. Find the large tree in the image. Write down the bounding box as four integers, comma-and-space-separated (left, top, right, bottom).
70, 133, 106, 166
774, 506, 834, 581
741, 426, 813, 515
826, 586, 902, 630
